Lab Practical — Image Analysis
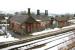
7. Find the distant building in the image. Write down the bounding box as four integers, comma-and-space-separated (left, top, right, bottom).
55, 15, 69, 28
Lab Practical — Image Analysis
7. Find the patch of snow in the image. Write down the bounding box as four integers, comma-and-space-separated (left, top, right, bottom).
36, 20, 41, 21
62, 25, 75, 31
0, 32, 19, 43
0, 36, 19, 42
31, 28, 60, 35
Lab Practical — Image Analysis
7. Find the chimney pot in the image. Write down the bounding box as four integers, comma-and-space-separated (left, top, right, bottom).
37, 9, 40, 15
45, 10, 48, 15
28, 8, 31, 15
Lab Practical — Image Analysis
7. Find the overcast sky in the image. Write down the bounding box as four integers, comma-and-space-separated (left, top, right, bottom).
0, 0, 75, 14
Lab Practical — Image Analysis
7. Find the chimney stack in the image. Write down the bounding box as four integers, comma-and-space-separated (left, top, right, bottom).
37, 9, 40, 15
28, 8, 31, 15
45, 10, 48, 15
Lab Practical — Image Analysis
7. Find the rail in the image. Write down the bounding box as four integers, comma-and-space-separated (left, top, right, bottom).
45, 36, 75, 50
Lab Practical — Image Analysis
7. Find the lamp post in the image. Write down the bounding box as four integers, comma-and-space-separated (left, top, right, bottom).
4, 16, 9, 38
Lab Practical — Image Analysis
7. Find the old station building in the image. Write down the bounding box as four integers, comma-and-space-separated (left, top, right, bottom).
9, 8, 54, 35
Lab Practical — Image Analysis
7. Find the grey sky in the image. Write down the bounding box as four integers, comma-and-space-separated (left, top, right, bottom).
0, 0, 75, 14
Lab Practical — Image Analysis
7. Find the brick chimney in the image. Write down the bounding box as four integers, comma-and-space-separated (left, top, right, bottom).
45, 10, 48, 15
28, 8, 31, 15
37, 9, 40, 15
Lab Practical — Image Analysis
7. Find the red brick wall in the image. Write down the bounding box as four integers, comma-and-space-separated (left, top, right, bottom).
25, 23, 41, 33
58, 21, 67, 27
9, 20, 21, 32
10, 20, 51, 33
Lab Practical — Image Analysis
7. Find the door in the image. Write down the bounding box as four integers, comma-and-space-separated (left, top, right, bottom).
26, 23, 32, 33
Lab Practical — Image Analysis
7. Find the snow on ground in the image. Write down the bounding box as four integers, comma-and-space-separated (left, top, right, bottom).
0, 32, 19, 42
32, 28, 60, 35
0, 36, 19, 42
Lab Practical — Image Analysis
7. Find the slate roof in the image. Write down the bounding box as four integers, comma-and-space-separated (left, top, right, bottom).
10, 14, 50, 24
10, 15, 29, 23
32, 15, 50, 21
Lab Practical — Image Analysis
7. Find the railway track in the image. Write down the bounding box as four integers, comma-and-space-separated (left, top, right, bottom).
1, 31, 75, 50
45, 37, 75, 50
